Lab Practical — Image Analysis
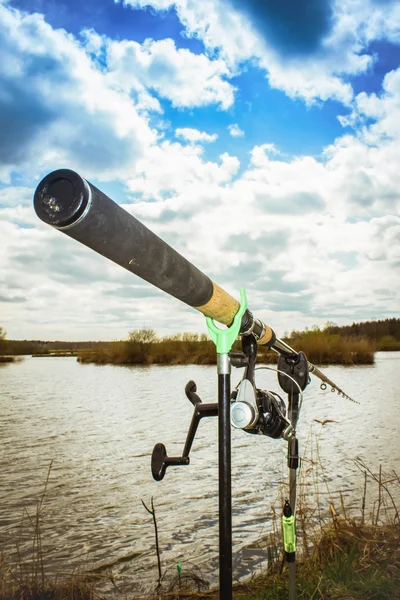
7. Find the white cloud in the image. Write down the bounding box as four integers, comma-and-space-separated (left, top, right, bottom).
121, 0, 400, 105
3, 66, 400, 338
342, 67, 400, 145
0, 2, 233, 187
126, 141, 240, 201
119, 82, 400, 331
228, 123, 244, 137
87, 34, 236, 110
3, 110, 399, 338
122, 0, 259, 67
1, 1, 399, 340
0, 3, 156, 183
3, 69, 400, 338
0, 186, 33, 207
175, 128, 218, 143
249, 144, 280, 164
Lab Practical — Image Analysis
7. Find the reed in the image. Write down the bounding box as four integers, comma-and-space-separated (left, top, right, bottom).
144, 428, 399, 599
287, 330, 374, 364
376, 335, 400, 351
231, 428, 400, 600
0, 462, 100, 600
77, 330, 374, 366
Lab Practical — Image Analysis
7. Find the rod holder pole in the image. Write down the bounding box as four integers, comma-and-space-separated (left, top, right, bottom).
217, 353, 232, 600
288, 395, 299, 600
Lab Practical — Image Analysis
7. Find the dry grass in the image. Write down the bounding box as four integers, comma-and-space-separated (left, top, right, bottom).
0, 462, 101, 600
77, 330, 374, 366
288, 331, 374, 365
143, 508, 400, 600
146, 429, 400, 600
0, 564, 100, 600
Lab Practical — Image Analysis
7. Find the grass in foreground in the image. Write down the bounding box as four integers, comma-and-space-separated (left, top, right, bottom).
2, 519, 398, 600
146, 450, 400, 600
0, 567, 99, 600
231, 520, 400, 600
1, 438, 398, 600
151, 520, 400, 600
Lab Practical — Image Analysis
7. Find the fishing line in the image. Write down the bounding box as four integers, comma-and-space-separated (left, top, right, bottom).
255, 365, 304, 420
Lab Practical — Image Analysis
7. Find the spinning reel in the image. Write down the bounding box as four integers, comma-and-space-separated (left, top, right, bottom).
151, 333, 308, 482
230, 335, 296, 441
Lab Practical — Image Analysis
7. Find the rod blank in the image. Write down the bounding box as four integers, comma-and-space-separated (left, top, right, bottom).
33, 168, 356, 402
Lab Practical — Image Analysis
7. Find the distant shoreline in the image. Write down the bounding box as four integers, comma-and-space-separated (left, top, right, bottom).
2, 334, 377, 366
2, 318, 400, 365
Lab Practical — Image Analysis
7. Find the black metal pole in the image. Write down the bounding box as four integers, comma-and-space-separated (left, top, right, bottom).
288, 392, 299, 600
277, 352, 309, 600
217, 354, 232, 600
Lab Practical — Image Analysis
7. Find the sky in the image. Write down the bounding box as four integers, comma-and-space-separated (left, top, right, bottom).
0, 0, 399, 341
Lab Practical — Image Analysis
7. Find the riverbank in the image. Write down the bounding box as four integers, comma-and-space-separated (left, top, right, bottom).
154, 518, 400, 600
1, 318, 398, 364
1, 458, 398, 600
2, 519, 399, 600
77, 331, 375, 366
0, 356, 15, 363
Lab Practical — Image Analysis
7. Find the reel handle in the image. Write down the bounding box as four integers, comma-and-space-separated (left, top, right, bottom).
151, 443, 189, 482
151, 381, 218, 481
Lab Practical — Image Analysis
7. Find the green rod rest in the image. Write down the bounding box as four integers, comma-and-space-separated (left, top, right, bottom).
206, 288, 247, 355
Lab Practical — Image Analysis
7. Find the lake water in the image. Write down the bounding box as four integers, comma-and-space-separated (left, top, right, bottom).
0, 353, 399, 594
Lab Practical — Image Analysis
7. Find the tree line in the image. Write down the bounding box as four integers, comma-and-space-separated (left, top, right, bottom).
288, 319, 400, 352
323, 318, 400, 342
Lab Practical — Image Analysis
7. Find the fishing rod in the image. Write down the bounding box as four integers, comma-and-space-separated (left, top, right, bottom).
33, 169, 357, 600
32, 169, 354, 402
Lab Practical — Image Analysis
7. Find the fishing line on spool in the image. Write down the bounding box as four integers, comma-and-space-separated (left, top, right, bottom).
255, 365, 304, 421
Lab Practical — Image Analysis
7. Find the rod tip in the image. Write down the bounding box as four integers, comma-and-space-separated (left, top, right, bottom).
33, 169, 90, 228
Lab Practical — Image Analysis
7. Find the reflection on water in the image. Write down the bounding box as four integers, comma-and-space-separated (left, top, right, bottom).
0, 353, 399, 593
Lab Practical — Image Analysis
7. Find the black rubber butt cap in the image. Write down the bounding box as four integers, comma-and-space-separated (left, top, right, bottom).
33, 169, 90, 228
151, 443, 168, 482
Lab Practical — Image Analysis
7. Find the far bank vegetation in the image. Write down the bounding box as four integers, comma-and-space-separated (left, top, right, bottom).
76, 317, 400, 366
77, 327, 375, 366
2, 318, 400, 365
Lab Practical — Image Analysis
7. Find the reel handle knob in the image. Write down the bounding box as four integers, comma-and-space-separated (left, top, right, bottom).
185, 380, 202, 406
151, 443, 190, 481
